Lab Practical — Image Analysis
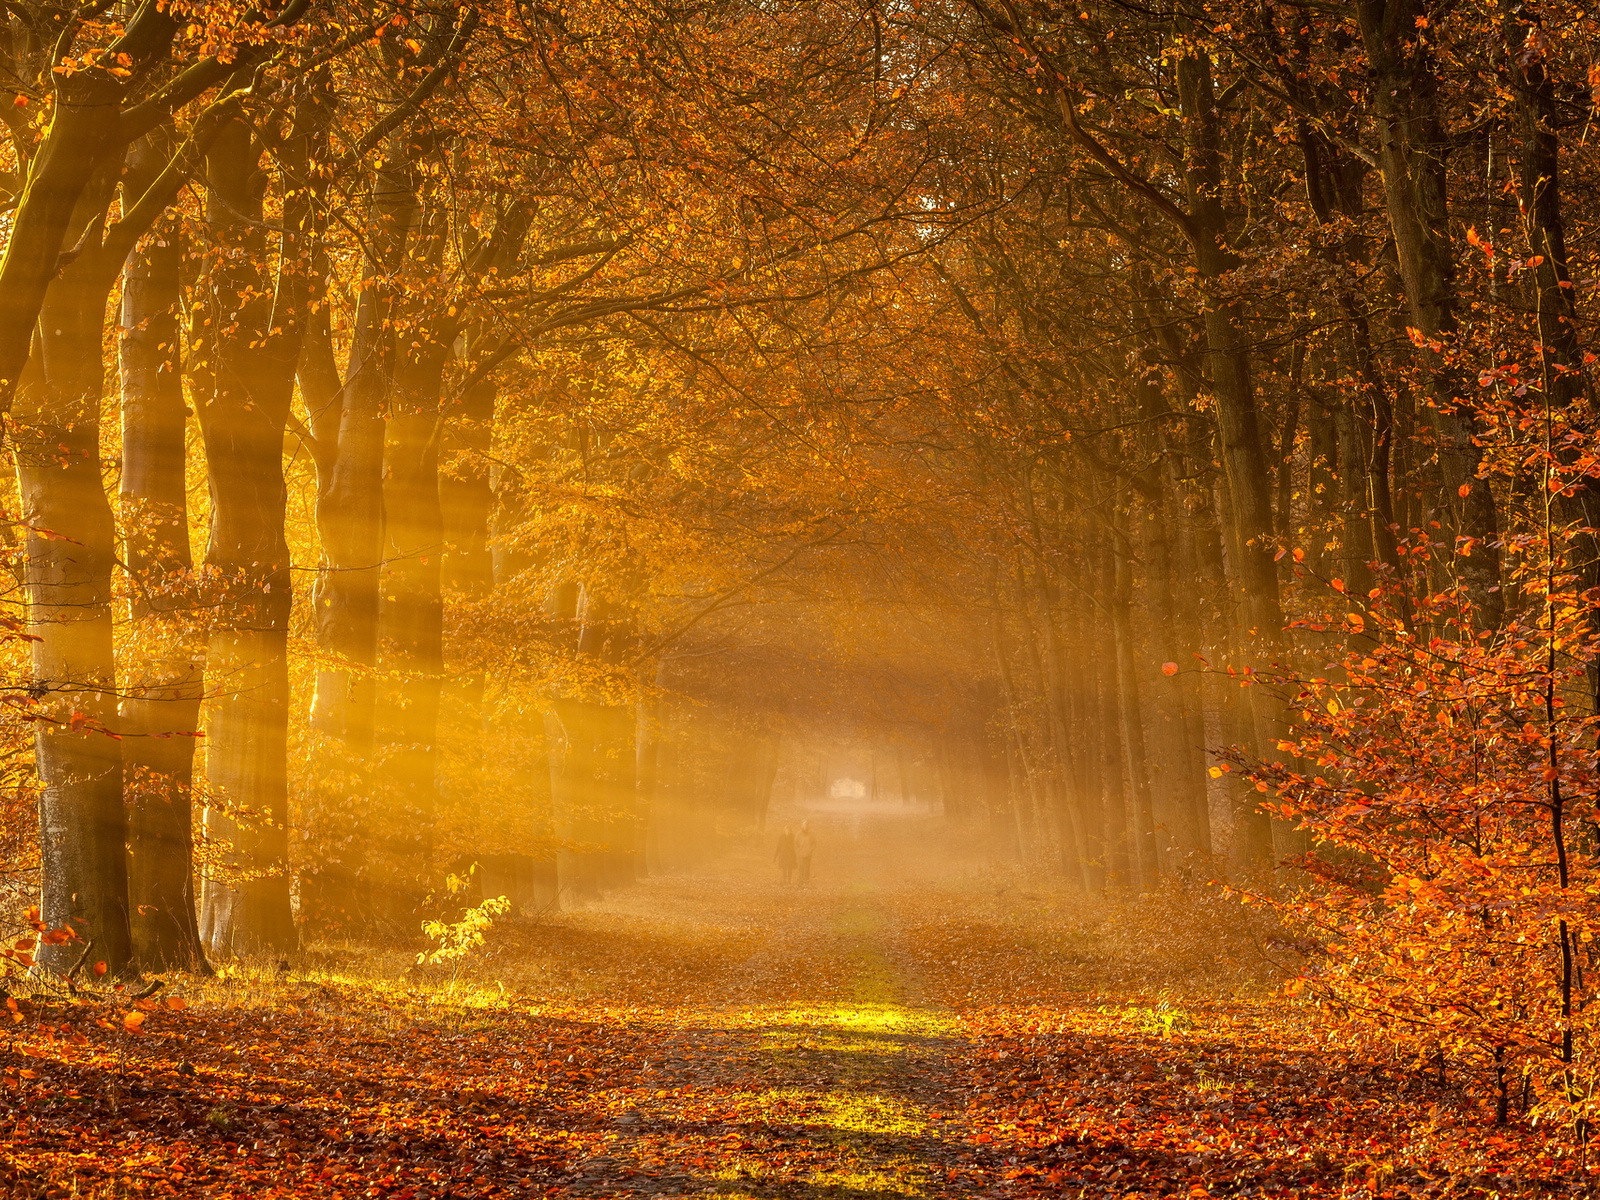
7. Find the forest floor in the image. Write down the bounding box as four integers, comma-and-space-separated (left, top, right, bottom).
1, 816, 1595, 1199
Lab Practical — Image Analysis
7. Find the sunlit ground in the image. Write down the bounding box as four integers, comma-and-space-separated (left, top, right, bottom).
1, 817, 1593, 1198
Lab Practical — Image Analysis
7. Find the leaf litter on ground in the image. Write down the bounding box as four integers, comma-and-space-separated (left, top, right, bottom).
0, 838, 1592, 1199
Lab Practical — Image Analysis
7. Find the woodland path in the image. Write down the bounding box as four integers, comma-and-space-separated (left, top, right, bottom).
2, 818, 1594, 1198
562, 879, 959, 1197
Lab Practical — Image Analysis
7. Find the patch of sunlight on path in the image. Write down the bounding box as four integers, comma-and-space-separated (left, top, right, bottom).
564, 889, 958, 1197
696, 893, 955, 1199
754, 1003, 955, 1039
715, 1088, 929, 1136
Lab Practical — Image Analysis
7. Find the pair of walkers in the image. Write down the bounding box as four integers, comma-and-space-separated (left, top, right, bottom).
774, 821, 815, 886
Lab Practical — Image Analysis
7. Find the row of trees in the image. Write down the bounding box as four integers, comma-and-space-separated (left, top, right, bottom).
0, 0, 1592, 1125
883, 0, 1598, 1126
0, 0, 961, 976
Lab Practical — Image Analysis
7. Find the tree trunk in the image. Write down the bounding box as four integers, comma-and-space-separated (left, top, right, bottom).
1504, 4, 1600, 702
1086, 538, 1131, 887
1139, 488, 1208, 863
298, 155, 416, 920
1111, 531, 1161, 887
1061, 595, 1107, 888
1130, 343, 1212, 862
1202, 471, 1275, 877
581, 594, 641, 891
118, 143, 208, 972
1175, 51, 1283, 651
13, 198, 132, 976
440, 373, 496, 595
1357, 0, 1502, 623
990, 595, 1042, 865
377, 325, 451, 892
0, 55, 162, 404
192, 119, 305, 958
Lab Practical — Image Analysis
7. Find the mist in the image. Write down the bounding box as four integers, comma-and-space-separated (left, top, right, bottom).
0, 0, 1596, 1194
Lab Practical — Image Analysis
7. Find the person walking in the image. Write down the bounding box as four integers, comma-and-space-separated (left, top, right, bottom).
775, 826, 797, 886
795, 820, 816, 886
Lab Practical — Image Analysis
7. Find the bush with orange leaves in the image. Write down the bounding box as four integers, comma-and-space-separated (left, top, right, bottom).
1252, 548, 1598, 1134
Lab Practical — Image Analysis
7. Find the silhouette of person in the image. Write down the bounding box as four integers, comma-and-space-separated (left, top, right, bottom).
775, 826, 797, 886
795, 820, 816, 886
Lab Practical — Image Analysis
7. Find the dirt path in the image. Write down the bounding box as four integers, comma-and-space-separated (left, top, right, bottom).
2, 829, 1595, 1198
562, 885, 960, 1197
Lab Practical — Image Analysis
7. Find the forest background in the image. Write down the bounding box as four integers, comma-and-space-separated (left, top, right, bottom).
0, 0, 1595, 1149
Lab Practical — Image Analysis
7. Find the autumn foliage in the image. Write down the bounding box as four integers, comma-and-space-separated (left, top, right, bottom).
1253, 545, 1596, 1130
4, 0, 1600, 1191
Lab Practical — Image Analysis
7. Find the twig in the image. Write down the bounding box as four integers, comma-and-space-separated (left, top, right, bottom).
64, 939, 105, 1000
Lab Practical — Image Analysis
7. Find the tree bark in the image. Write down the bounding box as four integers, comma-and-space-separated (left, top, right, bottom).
1357, 0, 1503, 623
118, 138, 208, 972
192, 118, 307, 958
376, 314, 451, 891
1175, 51, 1283, 651
1504, 3, 1600, 703
1110, 528, 1161, 887
13, 186, 131, 975
0, 9, 182, 403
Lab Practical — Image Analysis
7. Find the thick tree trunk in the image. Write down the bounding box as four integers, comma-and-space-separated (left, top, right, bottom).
13, 217, 131, 975
192, 120, 305, 958
439, 373, 496, 809
1301, 126, 1405, 589
118, 155, 208, 972
1086, 539, 1132, 887
1129, 346, 1212, 862
1172, 55, 1299, 852
1170, 486, 1215, 864
296, 156, 416, 921
0, 53, 163, 403
438, 366, 545, 896
307, 156, 415, 758
441, 372, 497, 595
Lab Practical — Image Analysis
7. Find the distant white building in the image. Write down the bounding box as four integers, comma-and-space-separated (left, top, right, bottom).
829, 777, 867, 800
